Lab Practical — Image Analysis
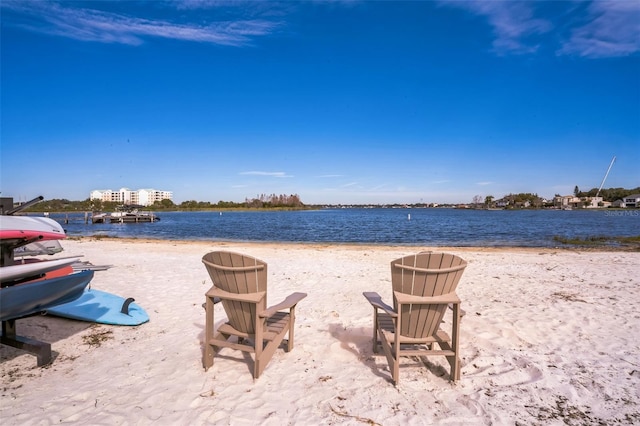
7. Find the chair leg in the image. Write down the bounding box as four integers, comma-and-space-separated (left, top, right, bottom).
255, 314, 297, 378
254, 321, 264, 379
287, 308, 295, 352
449, 302, 461, 381
256, 338, 282, 378
391, 311, 402, 385
254, 349, 262, 378
391, 341, 400, 385
203, 295, 215, 370
372, 309, 379, 353
377, 328, 399, 385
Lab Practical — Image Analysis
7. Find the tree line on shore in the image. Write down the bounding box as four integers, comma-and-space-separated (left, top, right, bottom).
20, 193, 308, 212
474, 186, 639, 209
572, 186, 638, 201
15, 186, 640, 213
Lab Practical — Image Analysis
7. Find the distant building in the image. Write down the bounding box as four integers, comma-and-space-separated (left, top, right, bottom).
554, 195, 614, 209
622, 194, 640, 208
584, 196, 603, 208
90, 188, 173, 206
554, 195, 581, 209
138, 189, 174, 206
494, 198, 509, 208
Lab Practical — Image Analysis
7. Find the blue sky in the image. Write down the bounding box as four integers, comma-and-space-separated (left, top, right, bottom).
1, 1, 638, 205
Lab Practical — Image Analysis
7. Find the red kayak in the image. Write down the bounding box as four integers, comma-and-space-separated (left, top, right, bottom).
0, 215, 66, 243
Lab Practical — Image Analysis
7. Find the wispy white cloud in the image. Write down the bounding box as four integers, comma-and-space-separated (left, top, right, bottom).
476, 181, 493, 186
441, 0, 551, 55
240, 171, 293, 178
370, 184, 389, 192
1, 1, 279, 46
441, 0, 639, 59
170, 0, 229, 11
557, 1, 640, 58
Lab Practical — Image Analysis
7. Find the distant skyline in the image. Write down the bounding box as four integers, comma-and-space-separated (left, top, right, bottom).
1, 1, 639, 205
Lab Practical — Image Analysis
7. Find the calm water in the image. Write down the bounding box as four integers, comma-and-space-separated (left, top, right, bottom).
44, 208, 640, 247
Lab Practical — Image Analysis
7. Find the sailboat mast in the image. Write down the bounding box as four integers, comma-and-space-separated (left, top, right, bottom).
596, 156, 616, 197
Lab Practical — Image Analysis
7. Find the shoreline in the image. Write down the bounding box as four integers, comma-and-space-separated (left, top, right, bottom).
67, 235, 640, 252
33, 208, 640, 251
2, 239, 638, 424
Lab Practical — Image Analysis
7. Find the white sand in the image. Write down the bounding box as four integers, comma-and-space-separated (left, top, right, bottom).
1, 239, 639, 425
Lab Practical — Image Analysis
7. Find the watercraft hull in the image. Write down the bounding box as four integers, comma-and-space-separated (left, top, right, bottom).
0, 216, 66, 242
0, 270, 94, 321
0, 257, 82, 284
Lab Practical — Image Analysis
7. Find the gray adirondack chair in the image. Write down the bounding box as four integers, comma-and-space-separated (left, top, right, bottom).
363, 252, 467, 384
202, 251, 306, 378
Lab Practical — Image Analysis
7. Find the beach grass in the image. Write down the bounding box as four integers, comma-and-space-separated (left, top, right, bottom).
553, 234, 640, 250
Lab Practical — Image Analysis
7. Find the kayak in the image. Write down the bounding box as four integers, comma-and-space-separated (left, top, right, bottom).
0, 215, 66, 242
0, 270, 94, 321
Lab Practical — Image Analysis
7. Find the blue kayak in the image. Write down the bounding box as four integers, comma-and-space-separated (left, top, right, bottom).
0, 270, 94, 321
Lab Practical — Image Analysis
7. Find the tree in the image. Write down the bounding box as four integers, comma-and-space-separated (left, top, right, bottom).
179, 200, 199, 209
484, 195, 494, 207
154, 199, 175, 209
574, 186, 580, 197
89, 199, 104, 211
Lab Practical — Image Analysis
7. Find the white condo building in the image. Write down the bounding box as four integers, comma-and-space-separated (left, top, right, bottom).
90, 188, 173, 206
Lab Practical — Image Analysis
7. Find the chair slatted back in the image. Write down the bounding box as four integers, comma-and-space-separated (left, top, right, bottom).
391, 252, 467, 339
202, 251, 267, 334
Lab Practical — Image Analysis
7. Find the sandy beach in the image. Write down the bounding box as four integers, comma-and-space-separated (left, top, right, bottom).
1, 239, 638, 425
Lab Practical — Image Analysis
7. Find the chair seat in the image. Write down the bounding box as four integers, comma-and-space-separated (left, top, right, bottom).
377, 313, 452, 345
218, 311, 290, 341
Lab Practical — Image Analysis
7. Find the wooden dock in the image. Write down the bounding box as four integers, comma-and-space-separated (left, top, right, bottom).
91, 211, 159, 224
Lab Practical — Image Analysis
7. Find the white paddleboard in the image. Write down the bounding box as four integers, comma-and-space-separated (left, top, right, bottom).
0, 257, 82, 284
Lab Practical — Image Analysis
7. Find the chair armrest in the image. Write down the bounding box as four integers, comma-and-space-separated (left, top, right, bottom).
394, 291, 460, 305
363, 292, 397, 317
201, 296, 221, 310
206, 286, 266, 304
259, 292, 307, 318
